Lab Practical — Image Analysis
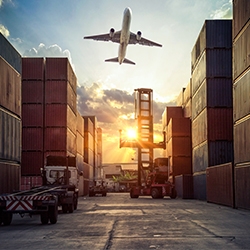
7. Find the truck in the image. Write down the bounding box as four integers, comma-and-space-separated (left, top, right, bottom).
0, 156, 80, 226
89, 179, 107, 197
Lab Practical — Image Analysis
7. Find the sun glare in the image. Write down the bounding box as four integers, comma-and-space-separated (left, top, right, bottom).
126, 128, 137, 140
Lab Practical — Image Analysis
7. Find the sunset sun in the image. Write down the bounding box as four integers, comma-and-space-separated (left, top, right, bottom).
126, 128, 137, 140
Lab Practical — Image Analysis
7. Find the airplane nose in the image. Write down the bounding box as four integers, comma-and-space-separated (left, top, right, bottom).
124, 7, 132, 16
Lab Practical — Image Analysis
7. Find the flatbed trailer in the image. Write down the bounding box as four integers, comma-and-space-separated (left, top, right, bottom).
0, 186, 59, 226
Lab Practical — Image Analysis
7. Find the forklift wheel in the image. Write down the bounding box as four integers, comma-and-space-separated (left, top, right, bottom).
170, 188, 177, 199
151, 188, 160, 199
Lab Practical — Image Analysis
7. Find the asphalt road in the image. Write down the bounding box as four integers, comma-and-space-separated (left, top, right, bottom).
1, 193, 250, 249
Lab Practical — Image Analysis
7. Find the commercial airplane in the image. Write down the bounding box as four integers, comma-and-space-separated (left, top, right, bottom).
84, 7, 162, 65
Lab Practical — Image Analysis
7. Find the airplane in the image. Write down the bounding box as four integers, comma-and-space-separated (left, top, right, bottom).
83, 7, 162, 65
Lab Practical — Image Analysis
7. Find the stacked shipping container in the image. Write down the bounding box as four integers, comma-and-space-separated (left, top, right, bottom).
233, 0, 250, 209
0, 34, 22, 193
191, 20, 233, 200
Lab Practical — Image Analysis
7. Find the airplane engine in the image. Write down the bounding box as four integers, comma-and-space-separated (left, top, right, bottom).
136, 31, 142, 40
109, 28, 115, 38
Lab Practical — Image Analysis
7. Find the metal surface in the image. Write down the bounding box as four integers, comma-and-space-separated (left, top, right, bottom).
45, 57, 77, 92
183, 79, 192, 106
206, 162, 234, 207
22, 80, 44, 104
22, 104, 43, 127
22, 127, 43, 151
183, 99, 192, 118
234, 116, 250, 164
192, 78, 232, 120
192, 48, 232, 95
45, 80, 77, 113
193, 172, 207, 200
233, 0, 250, 39
77, 111, 84, 137
0, 33, 22, 74
235, 163, 250, 210
192, 20, 232, 71
233, 22, 250, 80
21, 151, 44, 176
167, 137, 191, 157
169, 156, 192, 176
167, 117, 191, 141
0, 161, 20, 194
175, 174, 193, 199
77, 132, 84, 155
0, 56, 21, 117
162, 106, 183, 130
0, 108, 21, 162
22, 57, 45, 80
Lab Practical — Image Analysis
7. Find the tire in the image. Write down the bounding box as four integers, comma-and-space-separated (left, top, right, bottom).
2, 213, 12, 226
130, 188, 139, 199
62, 205, 68, 213
49, 205, 58, 224
102, 192, 107, 197
151, 188, 160, 199
0, 210, 3, 225
74, 194, 78, 210
170, 188, 177, 199
40, 212, 49, 225
68, 203, 74, 213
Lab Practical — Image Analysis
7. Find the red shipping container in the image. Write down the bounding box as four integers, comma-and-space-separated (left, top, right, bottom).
169, 156, 192, 176
22, 127, 43, 151
22, 104, 43, 127
22, 58, 44, 80
167, 137, 191, 157
206, 162, 234, 207
175, 174, 193, 199
45, 80, 77, 113
21, 151, 44, 176
45, 58, 77, 91
162, 106, 183, 130
22, 80, 44, 104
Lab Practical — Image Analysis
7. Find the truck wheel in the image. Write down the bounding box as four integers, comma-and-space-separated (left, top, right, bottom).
130, 188, 139, 198
2, 213, 12, 226
68, 203, 74, 213
151, 188, 160, 199
49, 205, 58, 224
40, 212, 49, 225
74, 194, 78, 210
170, 188, 177, 199
62, 205, 68, 213
102, 192, 107, 197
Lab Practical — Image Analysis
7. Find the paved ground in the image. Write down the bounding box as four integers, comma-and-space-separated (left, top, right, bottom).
1, 193, 250, 249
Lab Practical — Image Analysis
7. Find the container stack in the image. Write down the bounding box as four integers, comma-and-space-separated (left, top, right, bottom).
233, 0, 250, 209
191, 20, 233, 200
97, 127, 103, 179
0, 34, 22, 193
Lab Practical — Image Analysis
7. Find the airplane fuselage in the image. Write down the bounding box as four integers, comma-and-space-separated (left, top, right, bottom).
118, 7, 132, 64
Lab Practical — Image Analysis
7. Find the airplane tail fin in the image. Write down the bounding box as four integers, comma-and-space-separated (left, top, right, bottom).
105, 57, 136, 65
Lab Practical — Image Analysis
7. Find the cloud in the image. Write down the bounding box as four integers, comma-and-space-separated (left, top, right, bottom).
210, 0, 232, 19
0, 0, 2, 7
23, 43, 73, 66
0, 24, 10, 37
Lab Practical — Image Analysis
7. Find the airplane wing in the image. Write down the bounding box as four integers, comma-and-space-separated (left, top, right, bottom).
129, 32, 162, 47
84, 31, 121, 44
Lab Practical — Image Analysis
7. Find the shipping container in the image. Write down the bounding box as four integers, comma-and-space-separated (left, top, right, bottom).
77, 131, 84, 155
192, 108, 233, 147
193, 172, 207, 200
193, 140, 233, 173
22, 80, 44, 103
167, 137, 191, 157
233, 69, 250, 122
192, 78, 232, 120
183, 99, 192, 118
167, 117, 191, 141
162, 106, 183, 130
21, 151, 44, 176
176, 88, 185, 106
22, 127, 43, 151
0, 161, 20, 194
22, 57, 44, 80
192, 49, 232, 95
20, 176, 43, 191
44, 127, 76, 155
0, 108, 21, 162
45, 104, 76, 135
0, 33, 22, 74
169, 156, 192, 176
233, 23, 250, 80
0, 56, 21, 117
45, 80, 77, 113
77, 111, 84, 136
84, 148, 94, 166
192, 20, 232, 71
206, 162, 234, 207
233, 0, 250, 39
175, 174, 193, 199
235, 163, 250, 210
45, 57, 77, 92
183, 79, 192, 106
83, 117, 94, 135
22, 104, 43, 127
234, 116, 250, 164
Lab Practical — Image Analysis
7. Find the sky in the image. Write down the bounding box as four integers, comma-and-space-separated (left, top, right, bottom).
0, 0, 232, 163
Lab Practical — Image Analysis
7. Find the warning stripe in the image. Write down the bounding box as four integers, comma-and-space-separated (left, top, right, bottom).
6, 200, 33, 211
0, 196, 50, 201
